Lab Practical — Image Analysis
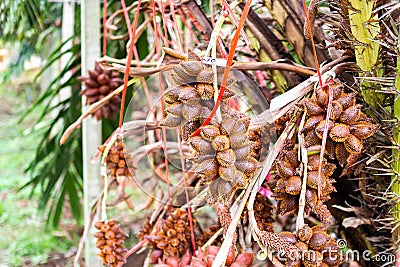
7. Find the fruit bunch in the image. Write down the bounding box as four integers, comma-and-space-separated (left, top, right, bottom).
79, 61, 123, 120
271, 82, 380, 223
301, 82, 380, 167
98, 139, 134, 179
277, 224, 342, 267
146, 208, 195, 257
190, 246, 254, 267
272, 145, 335, 223
94, 219, 128, 266
189, 113, 261, 203
159, 52, 235, 141
159, 52, 261, 203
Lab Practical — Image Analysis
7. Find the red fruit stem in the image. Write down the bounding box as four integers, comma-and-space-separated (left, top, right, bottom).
118, 0, 142, 128
121, 0, 133, 38
123, 239, 148, 261
221, 0, 250, 46
150, 0, 172, 211
191, 0, 253, 137
169, 0, 183, 51
158, 0, 171, 47
176, 8, 200, 45
102, 0, 108, 56
302, 0, 326, 198
301, 0, 322, 88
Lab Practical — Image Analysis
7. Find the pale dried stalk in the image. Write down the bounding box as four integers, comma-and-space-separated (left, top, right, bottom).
246, 120, 300, 260
296, 112, 308, 231
60, 78, 138, 145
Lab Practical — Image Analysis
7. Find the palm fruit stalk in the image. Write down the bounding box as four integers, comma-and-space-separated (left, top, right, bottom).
79, 61, 123, 120
94, 219, 128, 266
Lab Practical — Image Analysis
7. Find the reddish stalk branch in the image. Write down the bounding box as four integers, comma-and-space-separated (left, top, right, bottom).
191, 0, 253, 137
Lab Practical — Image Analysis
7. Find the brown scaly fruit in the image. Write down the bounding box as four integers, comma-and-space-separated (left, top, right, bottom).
138, 217, 153, 240
79, 62, 123, 120
159, 52, 235, 141
94, 219, 128, 266
269, 225, 342, 267
301, 82, 380, 167
187, 114, 261, 204
196, 224, 223, 247
98, 138, 134, 179
146, 208, 195, 257
272, 145, 336, 223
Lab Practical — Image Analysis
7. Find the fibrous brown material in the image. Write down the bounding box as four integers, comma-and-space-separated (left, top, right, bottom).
79, 61, 123, 120
146, 208, 195, 257
98, 139, 134, 179
94, 219, 128, 266
254, 193, 274, 232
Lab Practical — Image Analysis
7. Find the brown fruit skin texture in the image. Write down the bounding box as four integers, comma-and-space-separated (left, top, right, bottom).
308, 231, 331, 251
350, 122, 380, 139
329, 123, 350, 142
278, 231, 298, 244
298, 224, 313, 242
216, 149, 236, 167
212, 135, 231, 151
315, 119, 335, 139
285, 176, 302, 195
344, 134, 363, 154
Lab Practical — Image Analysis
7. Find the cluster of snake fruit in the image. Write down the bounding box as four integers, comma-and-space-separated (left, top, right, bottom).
94, 220, 128, 266
145, 208, 196, 257
79, 61, 123, 120
98, 138, 134, 179
159, 52, 262, 203
272, 82, 380, 223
